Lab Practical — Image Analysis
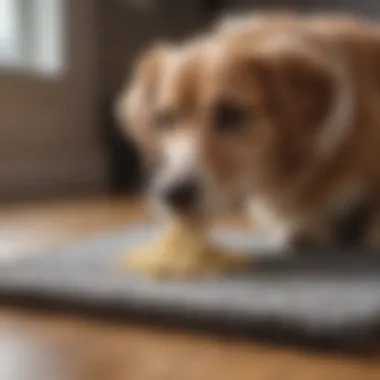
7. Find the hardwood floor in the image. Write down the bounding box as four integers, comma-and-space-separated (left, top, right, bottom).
1, 196, 380, 380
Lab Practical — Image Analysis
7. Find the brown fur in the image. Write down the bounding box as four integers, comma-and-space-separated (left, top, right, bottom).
117, 13, 380, 250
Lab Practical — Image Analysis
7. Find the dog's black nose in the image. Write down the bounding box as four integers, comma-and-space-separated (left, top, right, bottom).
163, 181, 199, 210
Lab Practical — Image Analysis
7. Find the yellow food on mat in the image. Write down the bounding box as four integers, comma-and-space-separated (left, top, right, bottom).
121, 217, 250, 278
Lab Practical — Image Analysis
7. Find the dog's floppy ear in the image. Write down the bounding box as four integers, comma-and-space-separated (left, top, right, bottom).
251, 38, 354, 156
256, 46, 337, 132
115, 43, 169, 152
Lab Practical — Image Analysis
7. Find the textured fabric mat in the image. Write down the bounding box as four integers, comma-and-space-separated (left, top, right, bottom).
1, 223, 380, 351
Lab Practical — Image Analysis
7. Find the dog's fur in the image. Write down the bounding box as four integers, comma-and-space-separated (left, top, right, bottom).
116, 13, 380, 251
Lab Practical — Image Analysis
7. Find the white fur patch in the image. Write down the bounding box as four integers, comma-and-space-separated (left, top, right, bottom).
156, 132, 199, 189
246, 197, 294, 249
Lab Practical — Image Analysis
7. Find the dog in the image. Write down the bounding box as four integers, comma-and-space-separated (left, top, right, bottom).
116, 12, 380, 254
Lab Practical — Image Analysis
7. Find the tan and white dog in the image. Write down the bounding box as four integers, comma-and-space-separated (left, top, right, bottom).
116, 13, 380, 258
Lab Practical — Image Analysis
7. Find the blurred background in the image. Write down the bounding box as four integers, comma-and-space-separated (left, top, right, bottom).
1, 0, 379, 202
1, 2, 380, 380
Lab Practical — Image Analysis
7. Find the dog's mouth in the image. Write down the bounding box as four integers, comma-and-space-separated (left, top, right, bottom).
149, 164, 249, 219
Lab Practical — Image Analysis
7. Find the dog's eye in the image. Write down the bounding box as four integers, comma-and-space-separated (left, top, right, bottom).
154, 110, 175, 132
214, 102, 249, 134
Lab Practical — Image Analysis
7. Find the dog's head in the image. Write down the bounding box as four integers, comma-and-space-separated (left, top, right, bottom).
116, 23, 351, 218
